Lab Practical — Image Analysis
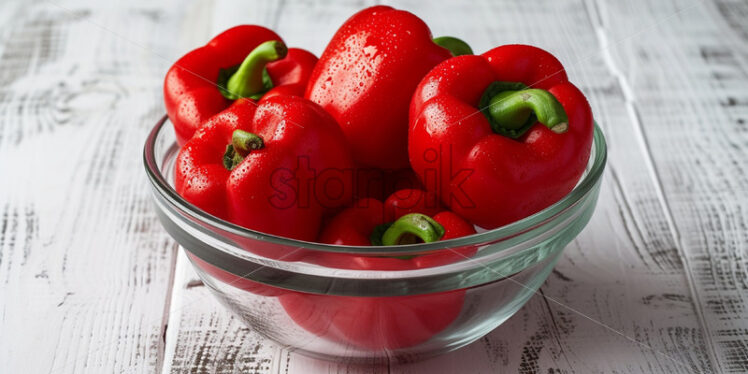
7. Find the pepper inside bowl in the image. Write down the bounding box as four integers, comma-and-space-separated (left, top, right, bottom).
143, 116, 607, 362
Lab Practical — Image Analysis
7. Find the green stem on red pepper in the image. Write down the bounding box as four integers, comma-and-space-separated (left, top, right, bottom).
480, 81, 569, 139
432, 36, 473, 56
380, 213, 445, 246
223, 129, 264, 170
223, 40, 288, 100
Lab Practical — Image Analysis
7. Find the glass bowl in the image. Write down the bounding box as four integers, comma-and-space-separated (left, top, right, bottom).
143, 116, 606, 362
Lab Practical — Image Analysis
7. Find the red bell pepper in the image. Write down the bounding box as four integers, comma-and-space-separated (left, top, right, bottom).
279, 190, 477, 350
174, 95, 354, 242
314, 192, 476, 269
279, 287, 467, 350
305, 6, 472, 169
409, 44, 594, 229
164, 25, 317, 145
383, 187, 441, 222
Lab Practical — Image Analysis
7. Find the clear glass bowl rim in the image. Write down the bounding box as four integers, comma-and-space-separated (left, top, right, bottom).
143, 115, 607, 257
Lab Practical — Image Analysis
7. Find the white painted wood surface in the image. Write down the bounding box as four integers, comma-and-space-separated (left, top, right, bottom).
0, 0, 745, 373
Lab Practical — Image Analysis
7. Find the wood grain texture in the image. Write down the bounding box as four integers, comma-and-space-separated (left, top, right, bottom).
595, 0, 748, 372
0, 1, 183, 372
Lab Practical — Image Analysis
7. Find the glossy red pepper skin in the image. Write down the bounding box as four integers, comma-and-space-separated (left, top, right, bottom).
383, 187, 441, 222
279, 190, 476, 350
164, 26, 318, 145
261, 49, 318, 99
305, 6, 453, 169
409, 45, 594, 229
175, 95, 354, 242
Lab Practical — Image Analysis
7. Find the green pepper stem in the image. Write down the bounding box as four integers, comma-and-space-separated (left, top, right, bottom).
433, 36, 473, 56
232, 129, 264, 156
223, 130, 264, 170
225, 40, 287, 100
222, 145, 243, 170
380, 213, 445, 246
486, 87, 568, 135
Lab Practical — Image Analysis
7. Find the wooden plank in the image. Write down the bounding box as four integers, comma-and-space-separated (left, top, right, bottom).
595, 0, 748, 372
0, 1, 186, 372
713, 0, 748, 44
161, 1, 717, 373
161, 251, 281, 374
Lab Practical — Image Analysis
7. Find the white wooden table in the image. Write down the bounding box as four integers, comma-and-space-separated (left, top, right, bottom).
1, 0, 746, 372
